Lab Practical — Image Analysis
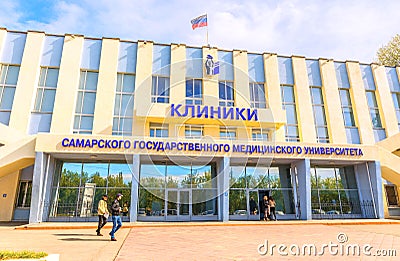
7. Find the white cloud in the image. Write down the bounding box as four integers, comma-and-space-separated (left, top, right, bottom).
1, 0, 400, 62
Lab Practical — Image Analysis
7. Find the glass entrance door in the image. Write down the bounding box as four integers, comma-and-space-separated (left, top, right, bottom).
166, 189, 191, 221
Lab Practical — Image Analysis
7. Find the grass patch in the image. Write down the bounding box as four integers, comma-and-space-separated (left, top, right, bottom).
0, 250, 47, 260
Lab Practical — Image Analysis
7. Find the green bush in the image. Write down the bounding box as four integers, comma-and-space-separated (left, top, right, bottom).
0, 250, 47, 260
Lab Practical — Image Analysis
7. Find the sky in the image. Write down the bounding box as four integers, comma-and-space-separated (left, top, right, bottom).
0, 0, 399, 63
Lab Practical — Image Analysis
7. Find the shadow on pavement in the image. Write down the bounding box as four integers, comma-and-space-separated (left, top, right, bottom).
54, 233, 99, 236
59, 238, 111, 241
0, 222, 27, 227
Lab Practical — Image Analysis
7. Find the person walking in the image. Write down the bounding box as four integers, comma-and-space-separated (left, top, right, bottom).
96, 194, 109, 236
268, 196, 277, 221
109, 193, 123, 241
262, 195, 270, 221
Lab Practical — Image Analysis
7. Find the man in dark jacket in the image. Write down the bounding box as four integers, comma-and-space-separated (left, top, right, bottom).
109, 193, 123, 241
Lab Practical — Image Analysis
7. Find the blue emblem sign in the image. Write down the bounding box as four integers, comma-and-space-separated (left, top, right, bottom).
205, 54, 219, 75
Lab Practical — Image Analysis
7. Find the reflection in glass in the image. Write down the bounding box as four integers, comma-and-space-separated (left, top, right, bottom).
229, 189, 247, 215
140, 164, 165, 188
230, 166, 246, 188
166, 165, 191, 188
109, 163, 132, 186
192, 189, 217, 215
138, 188, 164, 216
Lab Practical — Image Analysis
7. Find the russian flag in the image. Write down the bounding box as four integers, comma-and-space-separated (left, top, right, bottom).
191, 14, 207, 30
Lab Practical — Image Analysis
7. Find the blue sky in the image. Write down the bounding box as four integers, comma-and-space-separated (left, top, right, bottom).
1, 0, 399, 63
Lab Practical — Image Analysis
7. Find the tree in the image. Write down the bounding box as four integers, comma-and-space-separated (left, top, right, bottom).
376, 34, 400, 67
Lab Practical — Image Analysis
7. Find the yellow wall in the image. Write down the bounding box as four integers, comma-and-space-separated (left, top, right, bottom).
9, 31, 45, 133
292, 56, 316, 142
346, 61, 375, 144
319, 59, 347, 144
92, 38, 119, 135
372, 64, 398, 137
0, 171, 19, 221
51, 34, 84, 133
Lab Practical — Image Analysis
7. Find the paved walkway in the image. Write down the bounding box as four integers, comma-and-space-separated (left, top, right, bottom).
2, 220, 400, 260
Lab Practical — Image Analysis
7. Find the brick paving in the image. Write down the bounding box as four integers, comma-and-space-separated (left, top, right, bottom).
116, 224, 400, 260
1, 221, 400, 260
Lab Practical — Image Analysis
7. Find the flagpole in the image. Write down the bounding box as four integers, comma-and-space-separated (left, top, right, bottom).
206, 13, 209, 47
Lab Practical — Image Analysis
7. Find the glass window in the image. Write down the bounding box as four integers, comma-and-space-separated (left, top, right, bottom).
249, 83, 267, 108
310, 86, 329, 143
149, 123, 169, 137
34, 67, 59, 113
113, 73, 135, 136
16, 181, 32, 208
185, 79, 202, 105
0, 65, 20, 125
73, 71, 98, 134
220, 127, 236, 140
151, 76, 170, 103
167, 165, 191, 188
185, 125, 203, 139
252, 128, 269, 141
280, 85, 299, 142
219, 81, 234, 107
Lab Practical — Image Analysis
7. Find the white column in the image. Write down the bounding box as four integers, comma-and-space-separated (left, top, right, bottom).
129, 154, 140, 222
291, 159, 311, 220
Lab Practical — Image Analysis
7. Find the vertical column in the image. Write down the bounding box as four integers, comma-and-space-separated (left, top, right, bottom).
170, 44, 186, 105
233, 50, 250, 107
264, 54, 286, 142
292, 56, 316, 143
92, 38, 119, 135
51, 34, 84, 133
29, 152, 46, 223
346, 62, 375, 144
319, 59, 347, 143
372, 64, 398, 137
129, 154, 140, 222
40, 156, 56, 222
9, 31, 45, 133
134, 41, 153, 119
0, 28, 6, 57
202, 46, 219, 106
217, 156, 230, 222
292, 159, 311, 220
367, 161, 384, 218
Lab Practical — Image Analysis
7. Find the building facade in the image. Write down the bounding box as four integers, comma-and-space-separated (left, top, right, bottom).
1, 28, 400, 223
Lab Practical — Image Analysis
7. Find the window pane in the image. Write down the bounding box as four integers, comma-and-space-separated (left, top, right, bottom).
41, 89, 56, 112
230, 167, 246, 188
366, 91, 377, 107
392, 93, 400, 108
0, 87, 16, 110
194, 80, 202, 96
342, 107, 355, 126
114, 94, 121, 115
285, 105, 297, 124
17, 182, 27, 207
313, 106, 327, 125
34, 89, 43, 111
75, 92, 83, 113
82, 92, 96, 114
287, 126, 299, 137
339, 89, 351, 106
45, 68, 59, 87
121, 118, 133, 133
80, 116, 94, 130
122, 75, 135, 93
186, 80, 193, 97
140, 164, 165, 188
83, 163, 108, 186
370, 109, 382, 127
311, 87, 323, 104
109, 163, 132, 187
116, 73, 123, 92
317, 127, 328, 139
167, 165, 191, 188
282, 86, 294, 102
5, 66, 20, 85
121, 94, 133, 117
85, 72, 98, 90
59, 162, 82, 187
38, 68, 46, 86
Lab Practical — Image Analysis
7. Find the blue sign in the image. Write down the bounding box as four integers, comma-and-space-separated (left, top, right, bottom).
61, 138, 364, 157
170, 104, 258, 121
